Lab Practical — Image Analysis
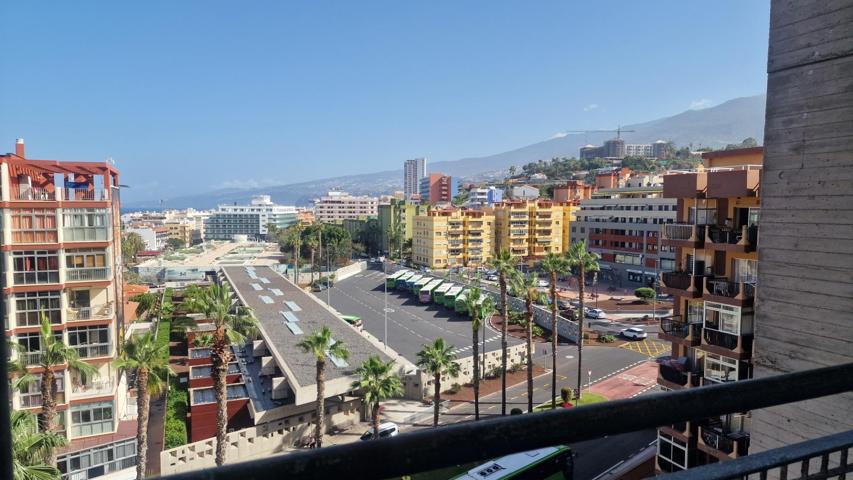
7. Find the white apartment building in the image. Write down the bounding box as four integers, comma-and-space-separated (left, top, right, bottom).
204, 195, 297, 241
313, 190, 379, 222
403, 158, 426, 199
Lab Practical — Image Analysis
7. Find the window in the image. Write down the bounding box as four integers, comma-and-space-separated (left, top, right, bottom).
704, 302, 741, 335
660, 259, 675, 271
657, 432, 688, 471
190, 363, 240, 379
688, 206, 717, 225
686, 301, 704, 324
732, 258, 758, 284
20, 371, 64, 408
12, 250, 60, 285
68, 325, 110, 358
10, 209, 58, 243
15, 291, 61, 326
66, 249, 108, 269
57, 438, 137, 480
70, 401, 115, 437
63, 208, 110, 242
704, 353, 740, 383
191, 384, 248, 405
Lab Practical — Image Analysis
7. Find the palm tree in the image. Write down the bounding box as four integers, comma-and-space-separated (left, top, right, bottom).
34, 313, 97, 465
511, 273, 545, 412
11, 411, 66, 480
463, 288, 495, 420
539, 253, 569, 409
488, 249, 519, 416
180, 284, 258, 466
416, 338, 460, 427
280, 224, 304, 283
114, 332, 174, 480
351, 355, 403, 439
7, 340, 36, 393
304, 226, 320, 285
297, 327, 349, 448
565, 240, 600, 402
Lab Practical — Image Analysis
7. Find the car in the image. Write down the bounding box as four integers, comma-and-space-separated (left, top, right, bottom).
360, 422, 399, 441
585, 308, 607, 319
557, 299, 572, 310
621, 327, 648, 340
485, 274, 498, 282
369, 257, 377, 263
312, 284, 328, 292
536, 279, 550, 288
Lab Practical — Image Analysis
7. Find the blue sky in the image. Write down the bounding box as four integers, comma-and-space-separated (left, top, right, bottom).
0, 1, 770, 202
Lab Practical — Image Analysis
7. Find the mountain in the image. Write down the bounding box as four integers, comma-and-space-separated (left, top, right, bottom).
126, 94, 765, 209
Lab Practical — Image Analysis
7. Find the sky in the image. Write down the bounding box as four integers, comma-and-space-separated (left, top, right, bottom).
0, 1, 771, 202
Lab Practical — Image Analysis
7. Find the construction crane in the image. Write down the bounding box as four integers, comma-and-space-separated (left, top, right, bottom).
559, 127, 636, 144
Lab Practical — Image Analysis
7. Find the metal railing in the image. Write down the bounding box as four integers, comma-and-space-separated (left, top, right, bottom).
664, 223, 700, 241
662, 271, 694, 290
658, 363, 701, 387
67, 305, 113, 321
63, 187, 107, 201
15, 185, 55, 201
703, 329, 743, 351
707, 225, 741, 244
65, 266, 111, 281
20, 351, 43, 366
72, 344, 111, 359
72, 378, 115, 396
160, 363, 853, 480
660, 316, 701, 339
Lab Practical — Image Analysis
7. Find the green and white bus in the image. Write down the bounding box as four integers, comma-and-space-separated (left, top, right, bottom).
450, 446, 573, 480
443, 285, 464, 308
395, 271, 415, 290
454, 289, 471, 313
419, 279, 444, 303
405, 274, 424, 291
433, 282, 454, 304
385, 270, 406, 288
413, 276, 433, 295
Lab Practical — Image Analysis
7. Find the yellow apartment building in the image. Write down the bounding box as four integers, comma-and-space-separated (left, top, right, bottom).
412, 208, 495, 268
490, 199, 564, 265
164, 222, 193, 247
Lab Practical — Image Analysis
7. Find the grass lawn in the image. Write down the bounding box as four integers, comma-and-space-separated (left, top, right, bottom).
533, 392, 608, 412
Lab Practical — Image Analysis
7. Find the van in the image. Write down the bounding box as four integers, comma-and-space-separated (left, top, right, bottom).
360, 422, 399, 440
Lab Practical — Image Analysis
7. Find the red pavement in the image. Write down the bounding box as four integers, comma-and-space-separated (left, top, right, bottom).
588, 361, 658, 400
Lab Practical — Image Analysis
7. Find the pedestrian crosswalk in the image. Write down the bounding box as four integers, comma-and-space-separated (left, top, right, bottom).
453, 336, 501, 354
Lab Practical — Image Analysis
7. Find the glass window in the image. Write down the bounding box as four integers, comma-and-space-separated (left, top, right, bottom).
15, 291, 61, 326
704, 353, 739, 383
62, 208, 110, 242
657, 432, 688, 471
704, 302, 741, 335
20, 371, 64, 408
732, 258, 758, 284
10, 209, 59, 243
12, 250, 60, 285
70, 401, 115, 437
67, 326, 110, 358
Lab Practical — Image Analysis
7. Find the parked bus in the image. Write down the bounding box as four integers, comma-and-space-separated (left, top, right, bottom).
433, 282, 454, 304
405, 274, 424, 291
454, 289, 471, 313
419, 279, 444, 303
395, 271, 415, 290
413, 276, 432, 295
443, 285, 464, 308
450, 446, 573, 480
385, 270, 406, 288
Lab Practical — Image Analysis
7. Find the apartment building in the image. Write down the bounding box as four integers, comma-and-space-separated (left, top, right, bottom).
491, 199, 564, 266
1, 139, 136, 480
572, 172, 677, 286
418, 173, 458, 204
412, 209, 494, 268
164, 222, 193, 247
313, 190, 379, 223
205, 195, 298, 241
378, 198, 428, 254
403, 158, 426, 199
466, 185, 503, 208
580, 139, 670, 160
552, 180, 595, 203
655, 147, 762, 472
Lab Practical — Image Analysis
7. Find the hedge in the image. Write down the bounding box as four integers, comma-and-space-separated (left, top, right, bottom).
159, 288, 189, 449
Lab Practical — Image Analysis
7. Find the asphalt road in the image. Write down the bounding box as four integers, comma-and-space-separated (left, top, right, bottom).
330, 269, 523, 363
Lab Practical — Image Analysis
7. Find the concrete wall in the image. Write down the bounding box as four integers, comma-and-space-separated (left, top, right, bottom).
751, 0, 853, 452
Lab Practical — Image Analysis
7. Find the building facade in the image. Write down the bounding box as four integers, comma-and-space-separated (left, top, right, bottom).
508, 184, 540, 200
378, 199, 428, 255
313, 190, 378, 223
204, 195, 297, 241
552, 180, 594, 203
655, 147, 762, 472
572, 172, 676, 286
1, 139, 136, 480
403, 158, 426, 199
581, 139, 670, 160
412, 209, 494, 268
466, 186, 503, 208
418, 173, 458, 205
491, 199, 564, 266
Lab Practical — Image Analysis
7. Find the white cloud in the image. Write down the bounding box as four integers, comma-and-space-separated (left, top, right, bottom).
583, 103, 599, 112
689, 98, 713, 110
549, 132, 569, 139
217, 178, 283, 190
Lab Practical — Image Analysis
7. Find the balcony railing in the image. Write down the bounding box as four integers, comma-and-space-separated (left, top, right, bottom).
700, 421, 750, 456
659, 363, 701, 387
663, 223, 703, 241
68, 304, 114, 321
660, 316, 701, 339
66, 267, 111, 282
72, 378, 115, 397
661, 271, 694, 290
15, 185, 55, 201
706, 278, 756, 300
64, 187, 107, 201
73, 344, 111, 359
703, 329, 740, 350
20, 351, 43, 366
141, 363, 853, 480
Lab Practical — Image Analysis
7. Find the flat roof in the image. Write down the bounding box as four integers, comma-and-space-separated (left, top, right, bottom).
222, 266, 388, 390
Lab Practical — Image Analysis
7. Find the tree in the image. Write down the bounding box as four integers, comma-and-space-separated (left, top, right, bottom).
11, 411, 66, 480
34, 313, 98, 465
463, 288, 495, 421
488, 249, 519, 415
297, 326, 349, 449
165, 238, 186, 251
114, 332, 174, 480
416, 338, 460, 427
508, 165, 517, 178
565, 240, 600, 402
634, 287, 656, 303
304, 225, 321, 285
511, 273, 545, 412
351, 356, 403, 439
131, 292, 157, 320
539, 253, 569, 409
7, 340, 36, 394
180, 284, 258, 466
278, 224, 304, 283
122, 232, 146, 265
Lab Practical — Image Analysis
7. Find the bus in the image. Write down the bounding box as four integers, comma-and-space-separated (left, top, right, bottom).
385, 270, 406, 288
419, 279, 444, 303
405, 274, 424, 291
340, 315, 363, 331
450, 446, 573, 480
413, 276, 433, 295
454, 289, 470, 313
433, 282, 454, 304
395, 271, 415, 290
443, 285, 464, 308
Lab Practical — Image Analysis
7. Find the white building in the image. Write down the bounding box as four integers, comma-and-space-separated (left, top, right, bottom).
126, 227, 160, 250
467, 186, 504, 208
508, 184, 540, 200
403, 158, 426, 199
204, 195, 298, 241
314, 190, 379, 222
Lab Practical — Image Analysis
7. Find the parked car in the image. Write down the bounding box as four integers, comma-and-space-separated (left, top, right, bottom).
360, 422, 399, 441
486, 274, 499, 282
621, 327, 648, 340
585, 308, 607, 319
312, 284, 328, 292
536, 279, 550, 288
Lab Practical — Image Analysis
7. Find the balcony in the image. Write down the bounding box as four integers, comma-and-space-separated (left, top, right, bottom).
699, 422, 750, 458
15, 185, 56, 201
661, 223, 704, 247
660, 271, 704, 298
72, 378, 115, 397
706, 168, 761, 199
19, 391, 66, 409
704, 278, 756, 306
63, 187, 108, 201
705, 225, 757, 252
702, 330, 753, 359
658, 362, 702, 390
663, 171, 707, 198
659, 316, 701, 345
66, 267, 111, 282
73, 344, 111, 359
68, 304, 114, 321
20, 351, 44, 366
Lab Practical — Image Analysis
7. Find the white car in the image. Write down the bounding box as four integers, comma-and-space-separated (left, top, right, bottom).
585, 308, 607, 319
537, 279, 550, 288
360, 422, 399, 440
621, 327, 648, 340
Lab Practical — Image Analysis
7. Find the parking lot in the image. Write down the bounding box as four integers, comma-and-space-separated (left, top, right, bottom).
327, 268, 523, 363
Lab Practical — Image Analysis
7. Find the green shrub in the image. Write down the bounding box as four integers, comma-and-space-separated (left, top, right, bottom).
449, 383, 461, 394
582, 332, 590, 340
560, 387, 571, 403
598, 334, 616, 343
634, 287, 655, 302
510, 408, 523, 415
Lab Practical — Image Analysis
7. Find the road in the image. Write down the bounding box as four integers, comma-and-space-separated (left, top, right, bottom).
330, 268, 523, 363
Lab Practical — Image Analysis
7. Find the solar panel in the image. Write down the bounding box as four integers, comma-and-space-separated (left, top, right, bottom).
326, 340, 349, 367
259, 295, 273, 304
284, 301, 301, 312
284, 321, 303, 335
270, 288, 284, 296
282, 311, 300, 323
251, 283, 262, 291
259, 277, 270, 284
